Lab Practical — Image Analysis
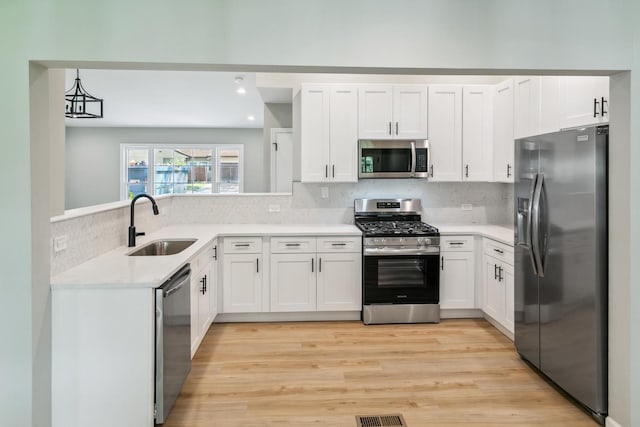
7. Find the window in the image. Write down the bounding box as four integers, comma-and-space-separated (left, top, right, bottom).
121, 144, 244, 199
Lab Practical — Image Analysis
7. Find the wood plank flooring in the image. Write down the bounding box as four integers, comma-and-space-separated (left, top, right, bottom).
164, 319, 596, 427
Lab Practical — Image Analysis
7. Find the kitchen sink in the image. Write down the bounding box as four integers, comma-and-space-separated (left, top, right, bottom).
127, 239, 197, 256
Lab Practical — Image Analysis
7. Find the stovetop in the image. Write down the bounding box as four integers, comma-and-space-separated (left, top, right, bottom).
355, 220, 439, 237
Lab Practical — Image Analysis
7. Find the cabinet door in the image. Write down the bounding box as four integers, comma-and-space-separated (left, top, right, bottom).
539, 76, 561, 135
316, 253, 362, 311
329, 86, 359, 182
559, 76, 609, 129
393, 85, 428, 139
358, 86, 393, 139
493, 79, 514, 183
197, 266, 211, 340
427, 85, 462, 181
503, 262, 515, 334
209, 241, 218, 322
190, 271, 200, 356
483, 255, 505, 322
301, 85, 331, 182
270, 253, 317, 312
462, 86, 493, 181
222, 254, 263, 313
440, 251, 475, 309
514, 76, 540, 139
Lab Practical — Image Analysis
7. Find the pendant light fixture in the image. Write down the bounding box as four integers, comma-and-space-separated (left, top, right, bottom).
65, 69, 103, 118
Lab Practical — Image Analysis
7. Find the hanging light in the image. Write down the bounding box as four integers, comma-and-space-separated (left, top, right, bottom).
65, 69, 103, 118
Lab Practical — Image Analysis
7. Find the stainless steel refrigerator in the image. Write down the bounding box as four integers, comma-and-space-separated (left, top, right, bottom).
514, 125, 608, 424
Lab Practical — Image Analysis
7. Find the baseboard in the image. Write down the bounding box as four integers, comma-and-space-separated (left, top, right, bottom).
216, 311, 361, 323
483, 313, 514, 341
440, 308, 483, 319
606, 416, 623, 427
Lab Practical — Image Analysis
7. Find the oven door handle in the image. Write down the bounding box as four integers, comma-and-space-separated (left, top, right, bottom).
364, 247, 440, 256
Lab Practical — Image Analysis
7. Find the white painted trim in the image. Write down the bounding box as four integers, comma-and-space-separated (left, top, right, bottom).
216, 311, 361, 323
441, 308, 483, 319
483, 312, 514, 341
606, 417, 623, 427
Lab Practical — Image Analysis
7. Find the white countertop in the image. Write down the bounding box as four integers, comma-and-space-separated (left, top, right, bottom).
436, 224, 514, 246
51, 224, 362, 290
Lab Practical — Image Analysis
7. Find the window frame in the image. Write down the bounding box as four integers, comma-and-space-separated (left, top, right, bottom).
120, 143, 244, 200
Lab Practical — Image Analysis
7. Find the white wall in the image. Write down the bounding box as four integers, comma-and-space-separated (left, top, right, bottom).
2, 1, 638, 426
65, 127, 265, 209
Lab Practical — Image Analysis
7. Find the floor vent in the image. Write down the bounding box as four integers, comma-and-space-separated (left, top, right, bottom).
355, 414, 407, 427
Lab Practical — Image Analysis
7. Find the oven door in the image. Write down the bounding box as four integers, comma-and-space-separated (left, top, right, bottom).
363, 253, 439, 304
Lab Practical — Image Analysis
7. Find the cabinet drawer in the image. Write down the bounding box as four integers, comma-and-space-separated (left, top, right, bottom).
483, 238, 514, 265
441, 235, 474, 251
223, 237, 262, 254
317, 236, 361, 253
271, 237, 316, 253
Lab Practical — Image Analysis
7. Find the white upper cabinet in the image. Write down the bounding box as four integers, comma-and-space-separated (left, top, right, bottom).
358, 86, 393, 139
515, 76, 608, 139
301, 84, 358, 183
393, 86, 429, 139
358, 85, 428, 140
493, 79, 515, 183
559, 76, 609, 129
462, 86, 493, 182
427, 85, 463, 181
329, 86, 359, 182
514, 76, 541, 139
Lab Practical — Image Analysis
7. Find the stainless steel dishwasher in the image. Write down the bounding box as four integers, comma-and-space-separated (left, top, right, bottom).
155, 264, 191, 425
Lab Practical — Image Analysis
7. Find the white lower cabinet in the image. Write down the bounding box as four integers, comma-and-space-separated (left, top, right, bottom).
270, 253, 317, 312
190, 241, 216, 357
482, 238, 515, 335
222, 237, 264, 313
316, 252, 362, 311
439, 235, 475, 309
269, 236, 362, 313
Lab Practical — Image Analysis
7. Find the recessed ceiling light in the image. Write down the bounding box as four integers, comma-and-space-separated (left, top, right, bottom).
247, 115, 255, 121
234, 76, 244, 84
236, 87, 246, 95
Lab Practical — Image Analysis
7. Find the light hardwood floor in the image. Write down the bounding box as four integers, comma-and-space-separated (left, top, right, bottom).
164, 319, 596, 427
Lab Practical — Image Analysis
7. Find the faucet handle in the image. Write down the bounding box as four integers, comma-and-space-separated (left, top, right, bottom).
136, 231, 146, 237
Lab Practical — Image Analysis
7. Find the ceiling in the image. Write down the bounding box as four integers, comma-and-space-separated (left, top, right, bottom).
64, 69, 276, 128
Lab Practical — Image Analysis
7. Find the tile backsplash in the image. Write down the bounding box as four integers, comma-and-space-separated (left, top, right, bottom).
51, 181, 512, 275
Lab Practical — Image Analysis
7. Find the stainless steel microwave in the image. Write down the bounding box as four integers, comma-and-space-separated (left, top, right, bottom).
359, 140, 429, 179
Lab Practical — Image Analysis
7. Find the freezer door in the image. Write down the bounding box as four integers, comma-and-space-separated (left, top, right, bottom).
536, 126, 608, 415
514, 137, 540, 367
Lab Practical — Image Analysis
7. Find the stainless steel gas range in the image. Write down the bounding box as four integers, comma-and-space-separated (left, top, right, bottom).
354, 198, 440, 324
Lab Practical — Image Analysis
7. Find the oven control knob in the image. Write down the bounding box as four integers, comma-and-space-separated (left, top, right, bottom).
417, 238, 424, 245
424, 238, 431, 246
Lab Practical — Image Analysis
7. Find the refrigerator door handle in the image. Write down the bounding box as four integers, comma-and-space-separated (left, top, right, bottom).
527, 173, 539, 276
531, 173, 545, 277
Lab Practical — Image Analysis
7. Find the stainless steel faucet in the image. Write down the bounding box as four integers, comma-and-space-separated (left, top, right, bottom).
128, 194, 159, 247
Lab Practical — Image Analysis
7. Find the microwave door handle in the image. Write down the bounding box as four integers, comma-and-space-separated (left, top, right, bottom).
410, 141, 416, 177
